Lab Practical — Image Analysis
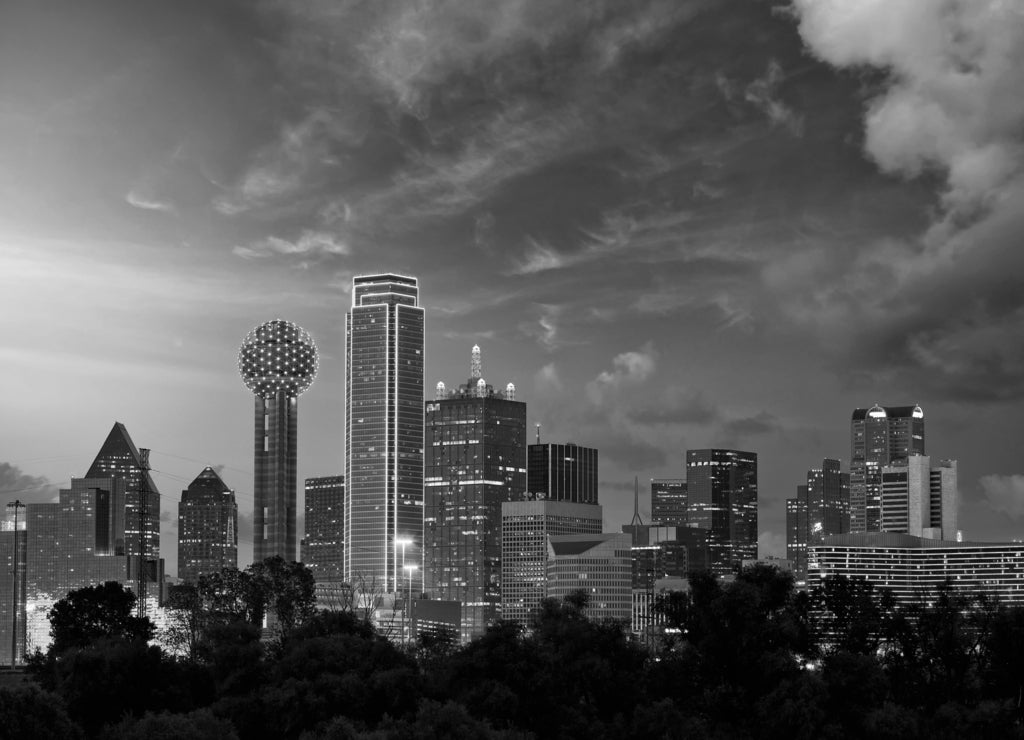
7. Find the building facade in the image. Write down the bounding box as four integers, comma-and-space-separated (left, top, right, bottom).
527, 443, 598, 504
239, 319, 319, 564
302, 475, 345, 583
345, 274, 425, 597
850, 405, 924, 533
880, 456, 957, 540
177, 467, 238, 583
424, 346, 527, 641
808, 533, 1024, 608
786, 459, 850, 580
547, 533, 632, 622
0, 516, 27, 665
500, 500, 603, 624
651, 479, 687, 527
685, 449, 758, 577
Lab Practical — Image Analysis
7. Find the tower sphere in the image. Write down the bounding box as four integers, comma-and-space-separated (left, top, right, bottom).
238, 319, 318, 397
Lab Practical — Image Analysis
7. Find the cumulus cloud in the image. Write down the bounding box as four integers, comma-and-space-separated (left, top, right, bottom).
979, 474, 1024, 519
534, 362, 563, 393
586, 343, 657, 405
758, 530, 785, 559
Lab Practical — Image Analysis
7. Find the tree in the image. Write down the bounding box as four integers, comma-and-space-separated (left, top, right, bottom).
162, 583, 207, 663
0, 684, 82, 740
48, 581, 155, 654
248, 556, 317, 641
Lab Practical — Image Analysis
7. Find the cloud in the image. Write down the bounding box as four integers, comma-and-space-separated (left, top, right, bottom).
979, 474, 1024, 519
742, 59, 804, 136
512, 237, 567, 275
0, 462, 60, 504
586, 343, 657, 405
628, 386, 718, 425
125, 190, 174, 213
233, 229, 350, 260
534, 362, 563, 394
719, 412, 781, 445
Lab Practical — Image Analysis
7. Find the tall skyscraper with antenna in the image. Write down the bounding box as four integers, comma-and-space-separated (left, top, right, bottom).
425, 345, 526, 640
345, 274, 424, 597
239, 319, 319, 563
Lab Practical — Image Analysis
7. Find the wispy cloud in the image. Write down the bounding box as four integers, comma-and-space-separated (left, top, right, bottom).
233, 229, 350, 260
979, 474, 1024, 519
125, 190, 174, 213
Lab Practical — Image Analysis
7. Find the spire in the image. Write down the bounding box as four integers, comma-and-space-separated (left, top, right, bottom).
471, 344, 482, 380
435, 381, 446, 400
505, 382, 515, 401
630, 476, 644, 527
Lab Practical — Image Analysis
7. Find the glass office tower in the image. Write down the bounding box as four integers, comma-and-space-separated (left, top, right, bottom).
345, 274, 425, 596
685, 448, 758, 577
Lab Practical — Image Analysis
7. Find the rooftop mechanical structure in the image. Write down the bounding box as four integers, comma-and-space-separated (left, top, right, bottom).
239, 319, 318, 563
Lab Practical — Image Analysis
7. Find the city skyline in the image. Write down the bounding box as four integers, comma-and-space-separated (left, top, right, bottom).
3, 1, 1024, 578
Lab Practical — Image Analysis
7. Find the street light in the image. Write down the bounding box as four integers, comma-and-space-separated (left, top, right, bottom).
394, 536, 412, 593
403, 563, 418, 646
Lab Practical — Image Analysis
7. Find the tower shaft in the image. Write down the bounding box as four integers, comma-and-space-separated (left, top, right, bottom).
254, 390, 298, 562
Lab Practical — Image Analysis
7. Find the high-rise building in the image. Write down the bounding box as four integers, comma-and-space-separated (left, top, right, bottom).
685, 449, 758, 577
527, 442, 598, 504
345, 274, 425, 597
86, 422, 159, 563
785, 459, 850, 580
25, 471, 164, 654
651, 479, 687, 526
547, 533, 632, 622
177, 467, 238, 583
424, 345, 526, 641
500, 500, 603, 624
302, 475, 345, 583
808, 532, 1024, 608
880, 456, 957, 540
850, 405, 924, 533
239, 319, 319, 564
0, 513, 26, 666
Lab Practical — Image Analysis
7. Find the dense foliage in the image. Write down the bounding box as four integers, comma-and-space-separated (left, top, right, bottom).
12, 561, 1024, 738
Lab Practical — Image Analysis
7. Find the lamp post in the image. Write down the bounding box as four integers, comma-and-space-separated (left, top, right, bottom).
394, 536, 412, 594
403, 563, 418, 646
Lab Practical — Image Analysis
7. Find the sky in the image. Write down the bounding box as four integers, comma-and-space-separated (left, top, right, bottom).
2, 0, 1023, 575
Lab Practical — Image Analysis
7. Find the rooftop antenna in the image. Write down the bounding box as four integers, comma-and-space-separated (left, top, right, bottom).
471, 344, 482, 380
630, 476, 644, 527
535, 423, 541, 445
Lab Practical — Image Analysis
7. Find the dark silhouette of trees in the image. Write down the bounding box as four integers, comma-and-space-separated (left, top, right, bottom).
22, 565, 1024, 738
47, 581, 155, 653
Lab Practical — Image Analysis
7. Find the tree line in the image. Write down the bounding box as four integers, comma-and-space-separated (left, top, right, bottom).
2, 559, 1024, 739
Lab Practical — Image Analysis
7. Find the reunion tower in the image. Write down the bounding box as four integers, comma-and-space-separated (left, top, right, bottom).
239, 319, 318, 563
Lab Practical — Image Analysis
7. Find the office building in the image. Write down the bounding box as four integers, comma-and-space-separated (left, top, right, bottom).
345, 274, 425, 597
786, 459, 850, 579
239, 319, 319, 564
850, 405, 924, 533
527, 442, 598, 504
86, 422, 159, 564
425, 345, 527, 641
880, 456, 957, 540
25, 472, 164, 653
651, 479, 687, 527
500, 500, 603, 624
547, 533, 632, 622
808, 533, 1024, 608
302, 475, 345, 583
177, 467, 238, 583
685, 449, 758, 577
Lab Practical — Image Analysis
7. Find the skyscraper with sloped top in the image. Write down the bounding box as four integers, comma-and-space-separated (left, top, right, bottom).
177, 466, 238, 583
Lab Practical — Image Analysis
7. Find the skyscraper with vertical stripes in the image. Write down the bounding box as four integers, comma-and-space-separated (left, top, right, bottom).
345, 274, 424, 597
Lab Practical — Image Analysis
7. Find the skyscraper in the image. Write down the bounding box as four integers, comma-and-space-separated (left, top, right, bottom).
177, 467, 238, 583
685, 449, 758, 577
547, 533, 632, 622
239, 319, 319, 564
0, 512, 26, 666
345, 274, 424, 596
500, 500, 603, 624
880, 456, 957, 540
302, 475, 345, 583
424, 345, 526, 640
785, 459, 850, 579
86, 422, 159, 564
527, 442, 598, 504
651, 479, 687, 526
850, 404, 924, 533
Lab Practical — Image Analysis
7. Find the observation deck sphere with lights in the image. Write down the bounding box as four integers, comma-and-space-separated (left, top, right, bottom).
238, 319, 319, 397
